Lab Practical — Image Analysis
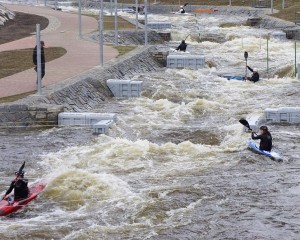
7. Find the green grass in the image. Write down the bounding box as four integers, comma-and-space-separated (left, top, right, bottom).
113, 45, 137, 57
0, 47, 67, 79
84, 15, 136, 30
0, 91, 36, 104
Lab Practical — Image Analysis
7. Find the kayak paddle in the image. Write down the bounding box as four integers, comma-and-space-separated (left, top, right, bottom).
244, 51, 248, 79
16, 161, 25, 177
239, 118, 252, 131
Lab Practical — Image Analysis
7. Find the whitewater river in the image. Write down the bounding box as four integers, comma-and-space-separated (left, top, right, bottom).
1, 9, 300, 240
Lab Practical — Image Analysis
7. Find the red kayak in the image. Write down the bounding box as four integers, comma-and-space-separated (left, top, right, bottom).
0, 183, 46, 216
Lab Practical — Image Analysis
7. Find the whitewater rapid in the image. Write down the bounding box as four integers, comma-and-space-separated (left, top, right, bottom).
1, 6, 300, 240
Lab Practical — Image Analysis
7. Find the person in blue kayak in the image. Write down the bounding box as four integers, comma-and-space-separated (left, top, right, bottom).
245, 66, 259, 82
251, 126, 272, 151
2, 171, 29, 201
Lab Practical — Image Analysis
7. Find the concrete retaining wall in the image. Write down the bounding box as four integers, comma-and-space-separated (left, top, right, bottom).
0, 46, 163, 127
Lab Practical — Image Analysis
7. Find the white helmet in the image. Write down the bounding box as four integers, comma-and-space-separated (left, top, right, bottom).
253, 68, 258, 72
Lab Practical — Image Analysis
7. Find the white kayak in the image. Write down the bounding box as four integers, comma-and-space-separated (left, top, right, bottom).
248, 141, 282, 161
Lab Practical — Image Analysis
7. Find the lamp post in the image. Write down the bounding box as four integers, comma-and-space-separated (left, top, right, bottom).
99, 0, 104, 66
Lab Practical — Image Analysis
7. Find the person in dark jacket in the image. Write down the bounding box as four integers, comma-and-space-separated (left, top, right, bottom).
245, 66, 259, 82
33, 40, 46, 81
3, 171, 29, 201
251, 126, 272, 151
176, 40, 187, 52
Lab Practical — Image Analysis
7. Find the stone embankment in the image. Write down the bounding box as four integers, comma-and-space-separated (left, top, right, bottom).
0, 46, 164, 127
0, 3, 14, 25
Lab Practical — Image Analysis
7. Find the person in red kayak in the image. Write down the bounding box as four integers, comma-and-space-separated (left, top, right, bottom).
2, 171, 29, 201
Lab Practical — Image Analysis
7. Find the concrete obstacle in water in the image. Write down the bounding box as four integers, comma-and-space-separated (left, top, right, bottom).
58, 112, 117, 134
167, 55, 205, 70
265, 107, 300, 123
107, 79, 143, 98
271, 31, 286, 40
147, 22, 172, 30
242, 107, 300, 132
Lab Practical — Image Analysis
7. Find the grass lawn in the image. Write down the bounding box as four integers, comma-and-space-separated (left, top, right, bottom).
84, 15, 136, 30
0, 47, 67, 79
0, 12, 49, 44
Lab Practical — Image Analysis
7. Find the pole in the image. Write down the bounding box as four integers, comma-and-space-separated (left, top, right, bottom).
267, 37, 269, 77
294, 42, 297, 77
110, 0, 113, 16
114, 0, 118, 45
229, 0, 231, 6
282, 0, 285, 9
271, 0, 273, 14
36, 24, 42, 95
99, 0, 104, 66
259, 24, 262, 49
78, 0, 82, 38
135, 0, 138, 31
55, 0, 57, 11
144, 0, 148, 45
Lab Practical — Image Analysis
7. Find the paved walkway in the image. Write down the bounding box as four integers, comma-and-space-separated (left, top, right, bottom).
0, 4, 119, 98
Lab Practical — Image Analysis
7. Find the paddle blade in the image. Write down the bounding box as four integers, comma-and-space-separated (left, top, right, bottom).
239, 118, 251, 130
17, 161, 25, 176
244, 51, 248, 60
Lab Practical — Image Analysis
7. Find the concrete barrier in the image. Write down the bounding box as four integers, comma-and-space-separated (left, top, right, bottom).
93, 120, 114, 134
107, 79, 143, 97
265, 107, 300, 123
167, 55, 205, 70
147, 22, 172, 30
58, 112, 117, 126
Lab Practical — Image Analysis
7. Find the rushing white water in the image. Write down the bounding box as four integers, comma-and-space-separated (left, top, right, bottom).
1, 6, 300, 240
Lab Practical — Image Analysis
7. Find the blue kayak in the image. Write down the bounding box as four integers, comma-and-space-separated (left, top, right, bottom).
248, 141, 282, 161
222, 75, 245, 81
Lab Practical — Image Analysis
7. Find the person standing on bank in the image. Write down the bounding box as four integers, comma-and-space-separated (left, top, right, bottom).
33, 41, 45, 83
245, 65, 259, 82
251, 126, 272, 151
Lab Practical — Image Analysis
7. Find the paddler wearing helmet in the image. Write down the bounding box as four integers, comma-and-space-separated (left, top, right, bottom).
245, 65, 260, 82
2, 169, 29, 201
251, 126, 272, 151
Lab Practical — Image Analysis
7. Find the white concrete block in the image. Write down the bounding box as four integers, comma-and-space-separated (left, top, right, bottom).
107, 79, 143, 97
107, 79, 131, 98
147, 22, 172, 29
58, 112, 86, 126
130, 81, 143, 97
167, 55, 205, 70
271, 31, 286, 40
265, 107, 300, 123
85, 113, 117, 126
92, 120, 113, 134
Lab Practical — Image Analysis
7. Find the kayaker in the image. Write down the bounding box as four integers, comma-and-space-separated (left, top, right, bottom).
2, 171, 29, 201
176, 40, 187, 52
178, 5, 185, 13
251, 126, 272, 151
245, 66, 259, 82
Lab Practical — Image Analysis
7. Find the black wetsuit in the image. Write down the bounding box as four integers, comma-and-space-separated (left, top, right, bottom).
247, 66, 259, 82
5, 179, 29, 201
251, 132, 272, 151
176, 41, 187, 52
33, 45, 45, 79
